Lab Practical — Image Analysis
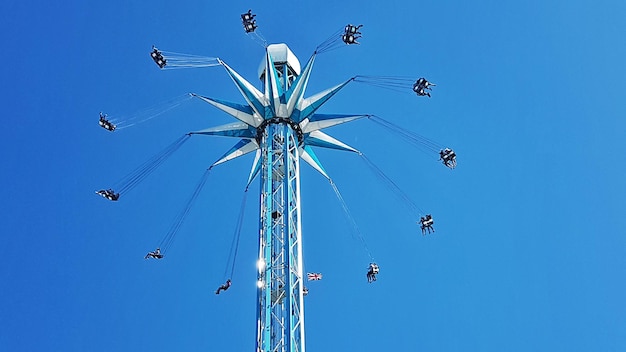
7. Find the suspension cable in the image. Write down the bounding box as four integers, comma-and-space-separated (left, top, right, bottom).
223, 188, 249, 280
107, 94, 193, 129
158, 168, 212, 253
246, 30, 268, 48
354, 75, 415, 86
359, 153, 426, 218
110, 134, 191, 196
329, 179, 374, 261
159, 51, 221, 69
315, 28, 348, 54
368, 115, 444, 158
353, 75, 416, 94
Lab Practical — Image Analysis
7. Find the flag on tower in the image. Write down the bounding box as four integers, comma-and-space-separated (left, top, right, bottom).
307, 273, 322, 281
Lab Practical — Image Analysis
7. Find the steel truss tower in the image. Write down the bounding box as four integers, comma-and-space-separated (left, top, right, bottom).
257, 52, 305, 351
191, 43, 365, 352
257, 123, 305, 351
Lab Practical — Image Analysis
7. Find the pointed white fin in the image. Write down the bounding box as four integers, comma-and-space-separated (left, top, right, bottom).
285, 54, 316, 116
305, 131, 360, 153
193, 94, 260, 127
191, 121, 255, 139
212, 139, 260, 167
295, 79, 353, 122
219, 60, 268, 125
266, 51, 284, 115
301, 114, 368, 133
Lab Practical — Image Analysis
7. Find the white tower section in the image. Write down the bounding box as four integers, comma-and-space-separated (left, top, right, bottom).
258, 44, 301, 86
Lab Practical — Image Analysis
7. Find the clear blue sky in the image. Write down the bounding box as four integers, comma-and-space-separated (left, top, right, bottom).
1, 0, 625, 351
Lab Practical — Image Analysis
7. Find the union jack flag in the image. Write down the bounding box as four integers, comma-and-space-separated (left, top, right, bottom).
307, 272, 322, 281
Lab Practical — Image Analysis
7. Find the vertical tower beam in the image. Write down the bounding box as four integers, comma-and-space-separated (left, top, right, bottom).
256, 123, 305, 352
285, 124, 305, 352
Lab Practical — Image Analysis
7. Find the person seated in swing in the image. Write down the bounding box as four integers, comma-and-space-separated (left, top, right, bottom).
105, 122, 116, 131
105, 188, 119, 201
155, 56, 166, 68
413, 78, 434, 97
439, 148, 456, 168
145, 247, 164, 259
216, 279, 232, 294
241, 9, 255, 21
345, 24, 362, 35
96, 189, 119, 201
98, 112, 116, 131
413, 78, 424, 91
420, 215, 435, 235
150, 46, 163, 61
303, 286, 309, 296
413, 85, 431, 97
446, 148, 456, 166
244, 21, 257, 33
342, 33, 360, 45
366, 263, 379, 283
150, 46, 167, 68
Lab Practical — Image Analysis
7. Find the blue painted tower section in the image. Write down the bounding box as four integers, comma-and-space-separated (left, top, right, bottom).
255, 45, 305, 352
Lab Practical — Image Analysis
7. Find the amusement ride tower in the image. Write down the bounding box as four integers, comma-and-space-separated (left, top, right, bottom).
98, 13, 447, 352
190, 43, 365, 352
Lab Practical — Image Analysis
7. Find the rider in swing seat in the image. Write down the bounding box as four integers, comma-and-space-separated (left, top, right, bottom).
216, 279, 232, 294
145, 247, 164, 259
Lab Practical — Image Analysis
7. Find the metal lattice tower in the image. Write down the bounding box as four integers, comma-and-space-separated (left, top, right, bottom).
191, 43, 365, 352
256, 122, 305, 351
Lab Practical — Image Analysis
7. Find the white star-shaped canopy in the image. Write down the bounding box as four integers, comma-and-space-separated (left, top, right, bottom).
190, 44, 365, 185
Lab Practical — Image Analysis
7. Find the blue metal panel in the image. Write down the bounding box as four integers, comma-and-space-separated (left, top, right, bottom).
192, 127, 256, 139
302, 145, 328, 176
308, 113, 361, 123
214, 139, 251, 160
